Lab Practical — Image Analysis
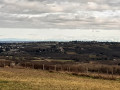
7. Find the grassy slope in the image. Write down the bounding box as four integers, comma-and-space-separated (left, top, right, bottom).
0, 68, 120, 90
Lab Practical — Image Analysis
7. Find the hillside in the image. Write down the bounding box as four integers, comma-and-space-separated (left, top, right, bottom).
1, 41, 120, 63
0, 68, 120, 90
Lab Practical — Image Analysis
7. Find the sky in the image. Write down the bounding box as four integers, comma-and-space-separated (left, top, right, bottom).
0, 0, 120, 41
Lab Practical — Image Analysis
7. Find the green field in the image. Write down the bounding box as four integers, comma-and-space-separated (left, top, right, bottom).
0, 68, 120, 90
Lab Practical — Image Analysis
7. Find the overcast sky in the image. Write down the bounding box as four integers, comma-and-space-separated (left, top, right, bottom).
0, 0, 120, 41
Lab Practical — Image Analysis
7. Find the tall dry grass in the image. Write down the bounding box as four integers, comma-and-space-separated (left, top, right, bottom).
0, 68, 120, 90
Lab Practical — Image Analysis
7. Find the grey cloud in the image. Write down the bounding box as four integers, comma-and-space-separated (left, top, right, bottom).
0, 0, 120, 29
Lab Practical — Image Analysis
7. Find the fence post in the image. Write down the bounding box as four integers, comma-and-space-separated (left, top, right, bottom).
61, 66, 63, 71
32, 63, 34, 69
49, 65, 50, 71
67, 67, 68, 72
98, 68, 100, 76
112, 67, 114, 79
76, 67, 78, 73
54, 65, 56, 71
25, 62, 26, 68
86, 67, 88, 74
68, 67, 71, 72
107, 68, 109, 74
4, 61, 6, 67
43, 64, 45, 70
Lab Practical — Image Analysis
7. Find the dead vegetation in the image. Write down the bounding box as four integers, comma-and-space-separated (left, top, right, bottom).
0, 68, 120, 90
0, 59, 120, 80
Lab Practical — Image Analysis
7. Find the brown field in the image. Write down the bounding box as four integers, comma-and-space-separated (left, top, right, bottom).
0, 68, 120, 90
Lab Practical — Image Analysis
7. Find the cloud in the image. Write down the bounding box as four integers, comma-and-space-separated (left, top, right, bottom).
0, 0, 119, 29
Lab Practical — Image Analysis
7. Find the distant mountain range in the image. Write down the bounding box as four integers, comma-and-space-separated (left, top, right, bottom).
0, 38, 34, 43
0, 38, 26, 41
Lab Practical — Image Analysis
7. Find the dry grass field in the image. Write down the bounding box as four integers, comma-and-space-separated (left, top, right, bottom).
0, 68, 120, 90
